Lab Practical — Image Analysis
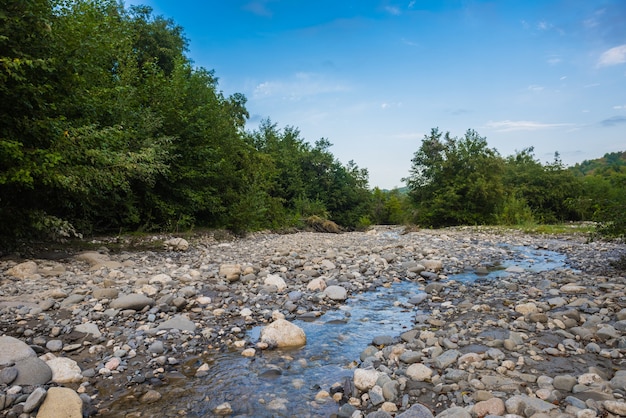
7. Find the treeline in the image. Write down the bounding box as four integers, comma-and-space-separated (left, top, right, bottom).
396, 128, 625, 236
1, 1, 624, 244
0, 0, 371, 241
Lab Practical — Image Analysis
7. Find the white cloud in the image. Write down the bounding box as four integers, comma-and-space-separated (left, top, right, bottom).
547, 57, 561, 65
485, 120, 572, 132
253, 72, 349, 100
598, 44, 626, 67
381, 102, 402, 109
560, 76, 567, 80
527, 85, 544, 92
408, 1, 416, 8
537, 21, 551, 31
385, 6, 401, 15
614, 105, 626, 110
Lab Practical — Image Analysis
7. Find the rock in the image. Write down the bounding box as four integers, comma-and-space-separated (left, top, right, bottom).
92, 287, 119, 300
264, 274, 287, 291
369, 385, 385, 406
0, 366, 18, 384
46, 356, 83, 383
553, 375, 577, 392
515, 302, 538, 315
436, 406, 471, 418
219, 264, 241, 282
157, 315, 197, 332
140, 390, 162, 403
307, 277, 327, 291
324, 285, 348, 301
13, 356, 52, 385
472, 398, 506, 416
0, 335, 36, 365
434, 349, 460, 369
505, 395, 558, 416
603, 400, 626, 416
74, 322, 102, 338
23, 387, 47, 413
110, 294, 154, 310
422, 259, 443, 271
36, 387, 82, 418
259, 319, 306, 348
397, 403, 435, 418
560, 283, 586, 294
164, 237, 189, 251
354, 368, 381, 391
6, 261, 38, 279
214, 402, 233, 415
406, 363, 433, 381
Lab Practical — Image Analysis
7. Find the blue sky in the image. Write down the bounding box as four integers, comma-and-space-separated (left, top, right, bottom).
125, 0, 626, 189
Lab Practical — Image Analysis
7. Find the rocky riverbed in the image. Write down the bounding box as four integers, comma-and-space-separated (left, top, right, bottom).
1, 226, 625, 418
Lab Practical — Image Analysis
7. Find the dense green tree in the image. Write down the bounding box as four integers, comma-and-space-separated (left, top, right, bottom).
405, 128, 505, 226
502, 148, 582, 224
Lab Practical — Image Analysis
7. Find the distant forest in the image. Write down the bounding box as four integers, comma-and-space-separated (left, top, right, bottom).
1, 1, 624, 245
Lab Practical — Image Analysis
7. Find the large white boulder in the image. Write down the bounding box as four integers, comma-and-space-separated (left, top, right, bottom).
259, 319, 306, 348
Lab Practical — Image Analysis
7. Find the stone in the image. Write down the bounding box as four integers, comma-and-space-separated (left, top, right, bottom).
36, 387, 82, 418
603, 400, 626, 416
434, 349, 461, 369
164, 237, 189, 251
92, 287, 119, 300
515, 302, 538, 315
214, 402, 233, 415
23, 387, 47, 413
324, 285, 348, 301
560, 283, 586, 294
553, 374, 577, 392
473, 397, 506, 417
354, 368, 380, 391
369, 385, 385, 405
6, 261, 38, 279
264, 274, 287, 291
13, 356, 53, 385
0, 366, 18, 384
157, 315, 197, 332
110, 294, 154, 310
505, 395, 558, 416
436, 407, 471, 418
75, 322, 102, 338
397, 403, 435, 418
422, 259, 443, 271
46, 356, 83, 383
0, 335, 37, 365
406, 363, 433, 381
259, 319, 306, 348
307, 277, 327, 291
140, 390, 162, 403
219, 264, 241, 282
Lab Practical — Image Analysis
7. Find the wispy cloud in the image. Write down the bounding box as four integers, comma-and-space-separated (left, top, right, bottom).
381, 102, 402, 109
391, 132, 424, 141
253, 72, 349, 100
600, 115, 626, 126
485, 120, 572, 132
385, 6, 401, 15
527, 85, 544, 92
401, 38, 419, 47
547, 57, 561, 65
243, 0, 275, 17
598, 44, 626, 67
537, 21, 552, 31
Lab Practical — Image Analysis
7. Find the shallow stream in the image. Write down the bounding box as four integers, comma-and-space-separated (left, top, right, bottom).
106, 245, 569, 417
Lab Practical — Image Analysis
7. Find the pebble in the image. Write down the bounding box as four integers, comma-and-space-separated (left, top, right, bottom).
0, 227, 624, 418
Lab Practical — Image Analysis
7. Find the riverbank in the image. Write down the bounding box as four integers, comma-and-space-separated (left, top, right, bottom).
0, 226, 625, 417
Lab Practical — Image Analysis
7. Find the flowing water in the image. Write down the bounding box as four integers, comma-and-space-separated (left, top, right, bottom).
105, 245, 569, 417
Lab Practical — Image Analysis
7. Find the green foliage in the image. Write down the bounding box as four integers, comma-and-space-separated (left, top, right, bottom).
0, 1, 373, 244
405, 128, 504, 227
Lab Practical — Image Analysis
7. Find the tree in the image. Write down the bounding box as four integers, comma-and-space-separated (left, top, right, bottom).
405, 128, 505, 226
